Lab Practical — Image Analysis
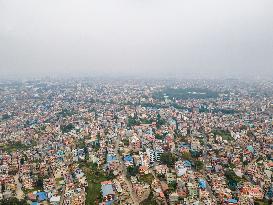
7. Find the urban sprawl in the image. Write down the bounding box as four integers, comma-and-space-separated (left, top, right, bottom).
0, 79, 272, 205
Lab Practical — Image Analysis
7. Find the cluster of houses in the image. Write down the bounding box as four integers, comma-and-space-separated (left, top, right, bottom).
0, 79, 272, 204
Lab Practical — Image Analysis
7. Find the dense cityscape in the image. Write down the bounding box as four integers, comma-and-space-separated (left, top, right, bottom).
0, 78, 272, 205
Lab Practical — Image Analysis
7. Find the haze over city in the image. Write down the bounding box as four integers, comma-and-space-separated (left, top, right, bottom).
0, 1, 273, 205
1, 0, 273, 79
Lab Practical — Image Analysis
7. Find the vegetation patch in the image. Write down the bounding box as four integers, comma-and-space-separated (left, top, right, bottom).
0, 198, 28, 205
1, 141, 32, 153
56, 108, 75, 117
1, 114, 11, 121
139, 173, 154, 185
160, 152, 177, 167
140, 192, 157, 205
154, 88, 219, 100
79, 162, 108, 205
225, 170, 242, 191
212, 129, 234, 141
60, 123, 75, 133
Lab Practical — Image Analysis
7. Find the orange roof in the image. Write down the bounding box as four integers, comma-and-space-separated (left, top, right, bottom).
177, 191, 187, 197
159, 192, 165, 198
139, 166, 148, 171
250, 187, 262, 194
101, 180, 112, 185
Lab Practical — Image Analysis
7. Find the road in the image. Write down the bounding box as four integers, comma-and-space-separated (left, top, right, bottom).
202, 132, 217, 204
114, 134, 139, 205
149, 169, 168, 205
14, 174, 24, 200
243, 155, 260, 185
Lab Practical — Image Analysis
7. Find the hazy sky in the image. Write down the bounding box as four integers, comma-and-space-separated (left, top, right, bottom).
0, 0, 273, 79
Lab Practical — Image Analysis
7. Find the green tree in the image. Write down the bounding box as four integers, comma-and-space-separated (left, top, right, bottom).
181, 152, 192, 160
160, 152, 177, 167
155, 134, 163, 140
194, 160, 204, 171
225, 170, 242, 191
0, 198, 28, 205
169, 181, 177, 192
127, 117, 140, 127
127, 166, 139, 177
60, 123, 75, 133
36, 177, 44, 189
140, 192, 157, 205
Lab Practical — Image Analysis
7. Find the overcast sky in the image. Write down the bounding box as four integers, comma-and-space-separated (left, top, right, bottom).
0, 0, 273, 79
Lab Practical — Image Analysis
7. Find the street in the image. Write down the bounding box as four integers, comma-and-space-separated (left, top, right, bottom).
114, 133, 139, 205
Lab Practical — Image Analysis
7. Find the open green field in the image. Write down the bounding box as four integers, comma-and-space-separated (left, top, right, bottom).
80, 162, 108, 205
153, 88, 219, 100
212, 129, 234, 141
139, 173, 154, 185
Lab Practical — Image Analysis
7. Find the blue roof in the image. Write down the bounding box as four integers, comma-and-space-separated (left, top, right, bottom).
105, 201, 114, 205
198, 179, 206, 189
57, 150, 64, 156
179, 143, 190, 148
228, 199, 238, 203
37, 192, 47, 201
184, 160, 191, 166
146, 130, 153, 135
101, 184, 115, 197
107, 154, 117, 163
266, 186, 273, 198
124, 155, 133, 162
31, 203, 38, 205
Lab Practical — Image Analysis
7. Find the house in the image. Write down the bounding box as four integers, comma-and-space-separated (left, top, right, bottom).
107, 154, 117, 164
177, 167, 187, 177
123, 155, 134, 166
224, 198, 238, 204
198, 179, 206, 189
50, 195, 61, 204
139, 166, 149, 174
183, 160, 192, 168
169, 192, 179, 203
166, 173, 176, 184
101, 181, 115, 204
146, 149, 155, 164
154, 165, 169, 175
36, 192, 47, 202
